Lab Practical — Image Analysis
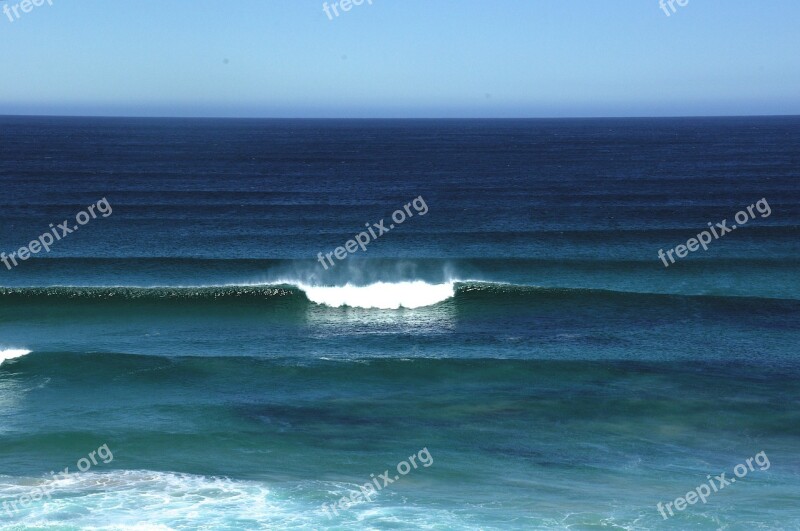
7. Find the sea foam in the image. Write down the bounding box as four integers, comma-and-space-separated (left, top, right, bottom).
298, 281, 455, 309
0, 349, 31, 365
0, 470, 461, 529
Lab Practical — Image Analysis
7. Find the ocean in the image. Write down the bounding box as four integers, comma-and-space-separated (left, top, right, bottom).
0, 116, 798, 529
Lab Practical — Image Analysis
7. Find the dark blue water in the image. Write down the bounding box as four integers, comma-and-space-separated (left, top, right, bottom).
0, 116, 798, 529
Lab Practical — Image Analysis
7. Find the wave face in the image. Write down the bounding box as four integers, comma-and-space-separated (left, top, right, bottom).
3, 256, 800, 301
1, 280, 799, 305
1, 283, 798, 364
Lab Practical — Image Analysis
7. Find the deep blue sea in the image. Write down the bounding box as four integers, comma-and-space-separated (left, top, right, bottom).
0, 116, 799, 530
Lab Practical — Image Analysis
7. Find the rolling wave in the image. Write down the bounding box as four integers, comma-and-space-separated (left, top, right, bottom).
0, 281, 797, 309
5, 257, 799, 301
0, 349, 31, 366
0, 282, 459, 309
297, 281, 455, 309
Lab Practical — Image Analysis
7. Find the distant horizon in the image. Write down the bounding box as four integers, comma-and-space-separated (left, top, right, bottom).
3, 113, 800, 120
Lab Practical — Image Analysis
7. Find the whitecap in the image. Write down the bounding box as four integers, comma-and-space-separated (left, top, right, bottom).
298, 281, 455, 309
0, 349, 31, 366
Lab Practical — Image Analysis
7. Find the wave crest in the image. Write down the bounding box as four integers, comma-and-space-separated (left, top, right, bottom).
298, 281, 456, 309
0, 349, 32, 365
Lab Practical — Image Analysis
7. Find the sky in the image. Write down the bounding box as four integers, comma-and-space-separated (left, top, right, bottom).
0, 0, 798, 118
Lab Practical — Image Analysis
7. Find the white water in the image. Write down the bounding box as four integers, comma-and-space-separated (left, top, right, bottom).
0, 470, 461, 529
0, 349, 31, 365
298, 281, 455, 309
0, 470, 309, 529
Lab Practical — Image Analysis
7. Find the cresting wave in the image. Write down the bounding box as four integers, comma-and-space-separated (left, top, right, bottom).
0, 282, 796, 309
296, 281, 455, 309
0, 281, 460, 309
0, 349, 31, 365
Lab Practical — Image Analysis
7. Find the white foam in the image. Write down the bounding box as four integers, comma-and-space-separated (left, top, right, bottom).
0, 470, 461, 529
0, 470, 310, 529
298, 281, 455, 309
0, 349, 31, 365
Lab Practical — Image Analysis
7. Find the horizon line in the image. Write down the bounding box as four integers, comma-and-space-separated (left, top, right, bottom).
2, 113, 800, 120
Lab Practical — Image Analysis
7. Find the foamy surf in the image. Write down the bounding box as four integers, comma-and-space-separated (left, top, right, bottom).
0, 470, 462, 530
0, 470, 310, 529
0, 349, 31, 365
298, 281, 455, 309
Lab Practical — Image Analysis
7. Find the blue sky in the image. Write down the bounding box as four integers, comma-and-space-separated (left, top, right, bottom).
1, 0, 798, 117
